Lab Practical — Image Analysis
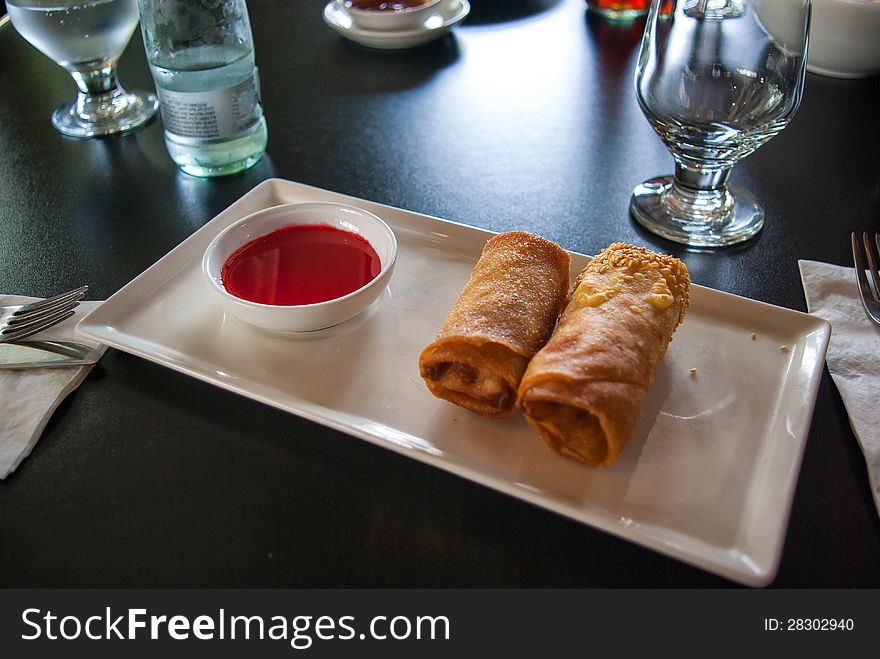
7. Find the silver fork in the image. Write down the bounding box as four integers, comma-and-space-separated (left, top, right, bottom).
0, 286, 89, 343
851, 232, 880, 327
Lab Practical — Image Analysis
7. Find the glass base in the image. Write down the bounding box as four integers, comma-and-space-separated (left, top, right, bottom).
167, 118, 268, 178
51, 90, 158, 139
630, 175, 764, 248
177, 152, 264, 178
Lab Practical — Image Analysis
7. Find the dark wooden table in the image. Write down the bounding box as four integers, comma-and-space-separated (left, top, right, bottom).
1, 0, 878, 587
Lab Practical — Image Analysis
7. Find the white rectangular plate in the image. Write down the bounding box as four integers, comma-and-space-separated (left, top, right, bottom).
77, 179, 830, 586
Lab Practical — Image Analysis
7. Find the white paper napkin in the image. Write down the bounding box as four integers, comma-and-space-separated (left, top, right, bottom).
799, 260, 880, 519
0, 296, 105, 479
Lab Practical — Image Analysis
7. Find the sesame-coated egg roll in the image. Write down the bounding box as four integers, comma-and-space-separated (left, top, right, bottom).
419, 231, 571, 417
517, 243, 690, 466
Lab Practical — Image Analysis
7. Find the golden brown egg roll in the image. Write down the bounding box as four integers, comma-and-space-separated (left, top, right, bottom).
419, 231, 571, 417
517, 243, 690, 466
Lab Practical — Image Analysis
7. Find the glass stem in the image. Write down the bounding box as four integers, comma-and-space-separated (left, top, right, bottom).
665, 163, 734, 224
674, 162, 730, 190
68, 60, 124, 120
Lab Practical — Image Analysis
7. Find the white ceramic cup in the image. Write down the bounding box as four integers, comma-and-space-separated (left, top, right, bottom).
807, 0, 880, 79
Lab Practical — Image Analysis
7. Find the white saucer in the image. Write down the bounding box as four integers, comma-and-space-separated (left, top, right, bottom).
323, 0, 470, 50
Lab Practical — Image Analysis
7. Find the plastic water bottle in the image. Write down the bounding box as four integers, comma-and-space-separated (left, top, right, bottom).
137, 0, 268, 177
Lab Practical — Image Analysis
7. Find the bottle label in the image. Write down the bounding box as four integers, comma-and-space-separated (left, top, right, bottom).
157, 69, 262, 141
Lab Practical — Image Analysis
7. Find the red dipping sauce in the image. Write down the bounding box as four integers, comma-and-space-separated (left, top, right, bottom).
221, 224, 381, 306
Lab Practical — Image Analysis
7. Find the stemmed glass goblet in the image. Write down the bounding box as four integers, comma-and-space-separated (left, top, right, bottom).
7, 0, 158, 138
630, 0, 812, 247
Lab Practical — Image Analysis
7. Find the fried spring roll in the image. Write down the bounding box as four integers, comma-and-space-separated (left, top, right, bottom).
517, 243, 690, 466
419, 231, 571, 417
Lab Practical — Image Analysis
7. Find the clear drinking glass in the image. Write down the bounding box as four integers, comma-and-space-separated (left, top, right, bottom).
7, 0, 158, 138
630, 0, 812, 247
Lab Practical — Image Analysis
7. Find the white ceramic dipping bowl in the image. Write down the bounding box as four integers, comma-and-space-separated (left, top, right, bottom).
203, 202, 397, 333
342, 0, 442, 31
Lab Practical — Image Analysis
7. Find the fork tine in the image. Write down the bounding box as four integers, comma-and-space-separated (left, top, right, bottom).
863, 233, 880, 302
852, 232, 875, 308
6, 297, 82, 328
0, 307, 77, 342
12, 286, 88, 319
875, 232, 880, 279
